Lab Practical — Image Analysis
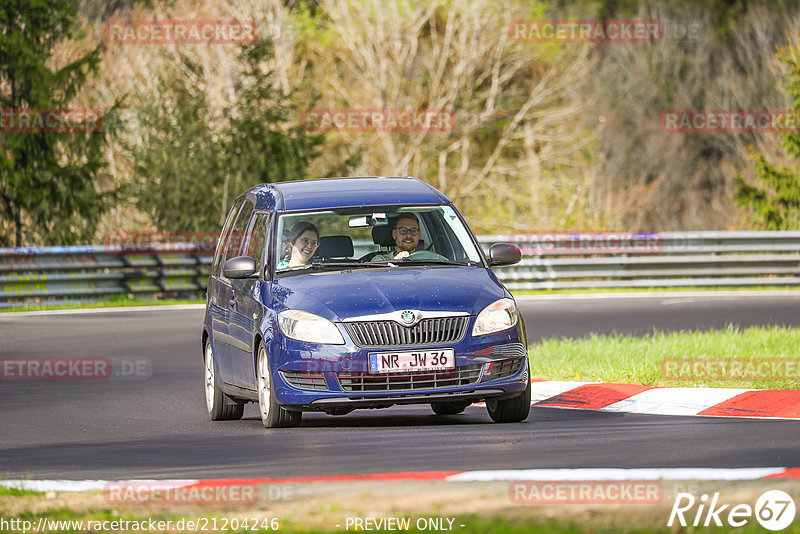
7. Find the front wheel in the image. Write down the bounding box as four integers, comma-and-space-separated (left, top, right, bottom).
486, 379, 531, 423
257, 342, 302, 428
204, 340, 244, 421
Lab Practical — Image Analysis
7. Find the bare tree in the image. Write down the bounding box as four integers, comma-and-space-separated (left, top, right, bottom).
583, 0, 800, 230
305, 0, 597, 232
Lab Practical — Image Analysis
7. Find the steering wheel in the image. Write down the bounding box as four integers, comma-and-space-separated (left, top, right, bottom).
358, 251, 381, 262
402, 250, 448, 261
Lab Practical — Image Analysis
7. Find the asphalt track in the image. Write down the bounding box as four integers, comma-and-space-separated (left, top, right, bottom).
1, 292, 799, 480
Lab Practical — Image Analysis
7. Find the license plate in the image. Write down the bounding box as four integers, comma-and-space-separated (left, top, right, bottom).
368, 349, 455, 374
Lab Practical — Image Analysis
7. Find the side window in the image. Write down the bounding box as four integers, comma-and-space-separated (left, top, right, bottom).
242, 212, 270, 274
219, 199, 255, 279
212, 197, 245, 277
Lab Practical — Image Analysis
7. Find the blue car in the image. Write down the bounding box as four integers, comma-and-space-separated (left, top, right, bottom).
202, 176, 530, 427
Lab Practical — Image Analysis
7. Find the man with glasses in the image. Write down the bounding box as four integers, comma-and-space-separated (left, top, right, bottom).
374, 214, 421, 260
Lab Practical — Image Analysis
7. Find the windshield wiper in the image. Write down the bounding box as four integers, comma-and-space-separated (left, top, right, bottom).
280, 260, 478, 273
395, 258, 478, 266
277, 262, 364, 273
279, 261, 402, 273
309, 261, 375, 269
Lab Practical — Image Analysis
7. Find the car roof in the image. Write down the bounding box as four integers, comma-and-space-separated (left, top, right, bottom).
245, 176, 450, 211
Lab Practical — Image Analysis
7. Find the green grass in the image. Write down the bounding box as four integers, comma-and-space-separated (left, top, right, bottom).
2, 511, 799, 534
529, 325, 800, 389
2, 286, 796, 313
0, 296, 204, 313
0, 486, 42, 497
512, 285, 800, 296
3, 285, 797, 313
298, 514, 800, 533
289, 514, 668, 533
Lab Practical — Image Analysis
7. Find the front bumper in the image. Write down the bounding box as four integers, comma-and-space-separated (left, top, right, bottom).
270, 323, 530, 411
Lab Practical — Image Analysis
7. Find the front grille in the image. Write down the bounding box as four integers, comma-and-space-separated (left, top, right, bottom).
484, 357, 524, 381
344, 316, 468, 348
281, 370, 328, 391
336, 363, 482, 392
489, 343, 527, 358
344, 391, 482, 401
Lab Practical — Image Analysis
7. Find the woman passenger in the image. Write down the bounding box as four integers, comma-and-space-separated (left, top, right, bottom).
277, 222, 320, 268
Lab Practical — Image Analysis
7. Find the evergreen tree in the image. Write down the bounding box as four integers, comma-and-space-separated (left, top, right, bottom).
0, 0, 118, 246
134, 39, 337, 232
132, 68, 228, 232
734, 37, 800, 230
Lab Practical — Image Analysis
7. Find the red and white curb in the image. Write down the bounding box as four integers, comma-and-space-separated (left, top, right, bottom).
529, 381, 800, 419
2, 468, 800, 492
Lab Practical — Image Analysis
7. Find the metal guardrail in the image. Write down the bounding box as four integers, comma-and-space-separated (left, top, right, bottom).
0, 245, 211, 307
477, 231, 800, 290
1, 231, 799, 306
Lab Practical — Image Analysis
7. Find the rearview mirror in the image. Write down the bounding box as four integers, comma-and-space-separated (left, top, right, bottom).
488, 243, 522, 266
348, 214, 388, 228
223, 256, 258, 279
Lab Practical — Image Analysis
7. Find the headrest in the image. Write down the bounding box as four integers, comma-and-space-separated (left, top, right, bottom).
372, 223, 395, 247
314, 235, 354, 258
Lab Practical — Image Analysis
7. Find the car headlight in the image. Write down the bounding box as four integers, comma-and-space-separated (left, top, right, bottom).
472, 298, 519, 337
278, 310, 345, 344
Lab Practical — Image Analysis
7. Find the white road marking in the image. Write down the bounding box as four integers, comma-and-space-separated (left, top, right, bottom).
0, 479, 198, 492
0, 304, 205, 318
602, 387, 751, 416
445, 467, 790, 482
531, 381, 596, 403
514, 291, 800, 301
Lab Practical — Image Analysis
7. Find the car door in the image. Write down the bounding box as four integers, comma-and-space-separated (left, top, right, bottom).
228, 210, 270, 389
214, 198, 255, 385
208, 197, 245, 370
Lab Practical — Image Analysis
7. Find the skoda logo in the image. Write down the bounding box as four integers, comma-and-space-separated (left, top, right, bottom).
399, 310, 418, 326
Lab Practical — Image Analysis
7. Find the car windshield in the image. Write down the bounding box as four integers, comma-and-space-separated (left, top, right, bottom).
274, 205, 483, 272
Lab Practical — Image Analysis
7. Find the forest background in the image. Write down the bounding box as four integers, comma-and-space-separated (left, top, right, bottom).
2, 0, 800, 247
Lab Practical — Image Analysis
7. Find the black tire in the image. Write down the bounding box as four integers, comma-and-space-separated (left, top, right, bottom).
204, 339, 244, 421
257, 342, 302, 428
486, 378, 531, 423
431, 401, 470, 415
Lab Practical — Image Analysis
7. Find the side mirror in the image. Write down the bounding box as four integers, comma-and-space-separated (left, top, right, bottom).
223, 256, 258, 279
488, 243, 522, 266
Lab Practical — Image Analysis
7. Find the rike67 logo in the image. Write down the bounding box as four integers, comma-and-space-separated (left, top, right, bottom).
669, 490, 796, 531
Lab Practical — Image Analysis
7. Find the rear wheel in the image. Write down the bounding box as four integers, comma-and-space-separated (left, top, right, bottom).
431, 401, 470, 415
204, 340, 244, 421
257, 342, 302, 428
486, 379, 531, 423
